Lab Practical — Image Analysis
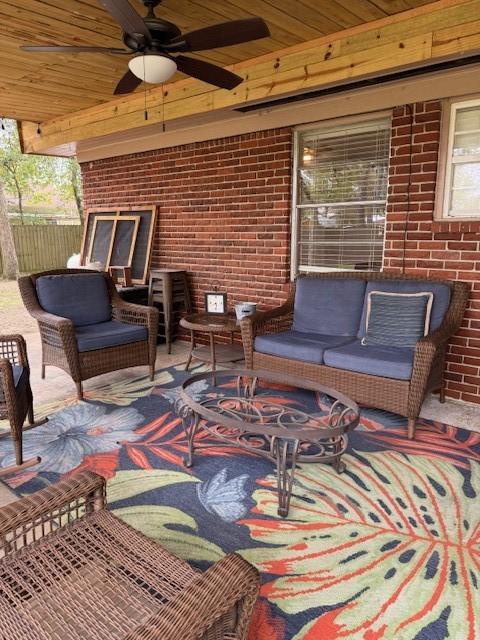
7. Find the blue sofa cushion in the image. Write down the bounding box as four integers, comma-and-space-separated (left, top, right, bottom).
292, 278, 366, 336
358, 280, 451, 338
324, 340, 415, 380
36, 273, 111, 327
364, 291, 433, 347
75, 321, 147, 352
255, 331, 355, 364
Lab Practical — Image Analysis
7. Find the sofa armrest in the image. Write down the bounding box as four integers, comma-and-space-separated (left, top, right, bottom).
123, 553, 260, 640
240, 300, 294, 368
0, 471, 105, 554
408, 307, 465, 419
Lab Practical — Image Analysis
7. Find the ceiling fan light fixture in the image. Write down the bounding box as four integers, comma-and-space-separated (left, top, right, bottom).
128, 54, 177, 83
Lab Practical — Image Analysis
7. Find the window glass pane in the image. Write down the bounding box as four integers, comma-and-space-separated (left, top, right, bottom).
294, 119, 390, 272
444, 102, 480, 218
451, 162, 480, 188
449, 163, 480, 214
453, 132, 480, 157
298, 126, 390, 205
454, 106, 480, 133
298, 205, 385, 271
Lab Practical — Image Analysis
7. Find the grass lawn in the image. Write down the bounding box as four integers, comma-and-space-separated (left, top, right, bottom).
0, 279, 37, 333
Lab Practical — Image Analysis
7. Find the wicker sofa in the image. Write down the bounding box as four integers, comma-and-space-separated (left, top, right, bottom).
241, 272, 469, 439
18, 269, 159, 399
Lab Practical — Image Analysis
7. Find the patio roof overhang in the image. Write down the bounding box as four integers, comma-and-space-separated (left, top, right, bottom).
3, 0, 480, 157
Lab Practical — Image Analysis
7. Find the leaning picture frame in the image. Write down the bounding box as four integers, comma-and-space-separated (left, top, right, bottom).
204, 292, 227, 315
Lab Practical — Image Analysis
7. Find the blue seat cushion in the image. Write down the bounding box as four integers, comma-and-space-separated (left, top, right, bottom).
292, 278, 366, 336
36, 273, 111, 327
323, 339, 415, 380
358, 280, 451, 338
75, 321, 147, 352
254, 331, 355, 364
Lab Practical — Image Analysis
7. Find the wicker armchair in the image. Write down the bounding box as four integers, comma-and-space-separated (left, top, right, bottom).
18, 269, 159, 400
0, 471, 260, 640
241, 272, 470, 439
0, 334, 44, 477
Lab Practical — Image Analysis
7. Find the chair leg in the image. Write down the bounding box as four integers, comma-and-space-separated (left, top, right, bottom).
149, 364, 155, 382
0, 456, 41, 479
26, 400, 48, 430
439, 385, 446, 404
0, 421, 43, 477
76, 381, 83, 400
14, 429, 23, 466
407, 418, 416, 440
27, 388, 36, 425
41, 364, 45, 379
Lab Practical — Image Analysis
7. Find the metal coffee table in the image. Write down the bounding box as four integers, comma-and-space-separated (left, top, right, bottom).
177, 369, 359, 517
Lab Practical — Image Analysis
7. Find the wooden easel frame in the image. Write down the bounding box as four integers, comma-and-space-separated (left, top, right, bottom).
81, 206, 157, 284
86, 215, 139, 270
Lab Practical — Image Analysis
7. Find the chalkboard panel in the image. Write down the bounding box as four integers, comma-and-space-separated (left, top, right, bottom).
110, 217, 139, 267
118, 209, 156, 282
89, 218, 115, 268
81, 207, 157, 284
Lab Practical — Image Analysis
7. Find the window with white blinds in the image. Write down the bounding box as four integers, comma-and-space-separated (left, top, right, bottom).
441, 98, 480, 218
291, 118, 391, 275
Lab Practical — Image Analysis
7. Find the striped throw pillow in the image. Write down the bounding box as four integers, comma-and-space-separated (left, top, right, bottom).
362, 291, 433, 347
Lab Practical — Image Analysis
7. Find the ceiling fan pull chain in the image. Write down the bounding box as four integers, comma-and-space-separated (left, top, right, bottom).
162, 85, 166, 132
143, 55, 148, 121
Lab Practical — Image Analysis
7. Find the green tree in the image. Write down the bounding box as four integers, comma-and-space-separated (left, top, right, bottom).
0, 176, 18, 278
56, 158, 84, 219
0, 119, 83, 224
0, 120, 54, 223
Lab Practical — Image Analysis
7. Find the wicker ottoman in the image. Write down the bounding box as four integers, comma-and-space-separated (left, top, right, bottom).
0, 471, 259, 640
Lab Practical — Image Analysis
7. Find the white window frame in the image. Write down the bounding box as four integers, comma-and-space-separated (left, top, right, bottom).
290, 113, 391, 279
436, 96, 480, 220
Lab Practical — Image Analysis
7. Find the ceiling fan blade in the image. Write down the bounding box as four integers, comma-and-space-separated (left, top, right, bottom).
175, 55, 242, 90
114, 69, 143, 95
168, 17, 270, 52
98, 0, 151, 44
21, 45, 129, 54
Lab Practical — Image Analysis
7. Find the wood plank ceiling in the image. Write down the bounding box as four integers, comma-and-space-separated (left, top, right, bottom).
0, 0, 439, 122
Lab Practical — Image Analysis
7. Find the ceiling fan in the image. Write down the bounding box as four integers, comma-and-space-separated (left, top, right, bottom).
20, 0, 270, 94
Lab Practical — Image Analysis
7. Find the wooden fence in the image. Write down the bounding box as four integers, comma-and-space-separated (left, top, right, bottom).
0, 225, 83, 275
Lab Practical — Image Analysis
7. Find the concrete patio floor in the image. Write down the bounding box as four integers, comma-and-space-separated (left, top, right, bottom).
1, 278, 479, 506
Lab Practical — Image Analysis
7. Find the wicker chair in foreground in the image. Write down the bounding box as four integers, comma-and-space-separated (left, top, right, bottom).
0, 471, 260, 640
0, 334, 45, 477
18, 269, 159, 400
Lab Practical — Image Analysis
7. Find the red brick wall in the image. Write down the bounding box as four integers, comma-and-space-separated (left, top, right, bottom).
81, 129, 292, 313
384, 101, 480, 403
81, 104, 480, 404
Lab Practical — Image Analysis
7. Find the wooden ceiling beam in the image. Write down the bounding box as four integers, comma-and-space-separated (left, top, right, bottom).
19, 0, 480, 154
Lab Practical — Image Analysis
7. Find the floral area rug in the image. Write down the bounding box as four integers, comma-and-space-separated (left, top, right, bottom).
0, 363, 479, 640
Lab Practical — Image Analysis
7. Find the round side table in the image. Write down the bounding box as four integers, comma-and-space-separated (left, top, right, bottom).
180, 313, 244, 371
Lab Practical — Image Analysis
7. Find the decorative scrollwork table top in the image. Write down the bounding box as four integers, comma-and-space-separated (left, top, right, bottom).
177, 369, 360, 517
178, 368, 359, 442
